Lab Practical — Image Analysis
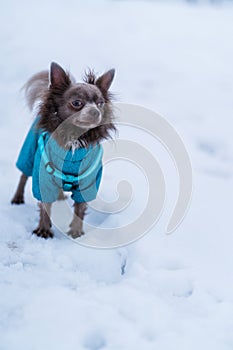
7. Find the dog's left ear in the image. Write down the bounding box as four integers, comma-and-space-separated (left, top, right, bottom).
96, 69, 115, 92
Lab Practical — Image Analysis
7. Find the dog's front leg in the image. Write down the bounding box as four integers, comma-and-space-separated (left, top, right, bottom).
11, 173, 28, 204
67, 202, 87, 239
33, 202, 53, 239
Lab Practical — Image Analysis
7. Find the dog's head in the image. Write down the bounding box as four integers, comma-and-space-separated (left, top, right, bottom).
38, 62, 116, 147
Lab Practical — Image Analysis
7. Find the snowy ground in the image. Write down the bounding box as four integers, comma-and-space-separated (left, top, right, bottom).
1, 0, 233, 349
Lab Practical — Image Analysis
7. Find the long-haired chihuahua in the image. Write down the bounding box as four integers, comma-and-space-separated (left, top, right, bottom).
12, 62, 116, 239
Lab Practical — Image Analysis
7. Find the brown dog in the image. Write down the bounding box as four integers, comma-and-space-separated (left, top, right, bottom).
12, 62, 116, 239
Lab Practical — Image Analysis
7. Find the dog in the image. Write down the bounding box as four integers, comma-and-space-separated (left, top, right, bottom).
11, 62, 116, 239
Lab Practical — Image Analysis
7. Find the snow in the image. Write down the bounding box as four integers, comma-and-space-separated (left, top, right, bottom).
1, 0, 233, 349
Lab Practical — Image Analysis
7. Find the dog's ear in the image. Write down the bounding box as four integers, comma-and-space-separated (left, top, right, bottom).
96, 69, 115, 92
50, 62, 71, 89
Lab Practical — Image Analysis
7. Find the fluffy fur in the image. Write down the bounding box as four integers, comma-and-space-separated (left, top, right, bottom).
24, 65, 116, 148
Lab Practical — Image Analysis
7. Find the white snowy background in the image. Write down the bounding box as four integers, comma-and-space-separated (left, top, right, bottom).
1, 0, 233, 349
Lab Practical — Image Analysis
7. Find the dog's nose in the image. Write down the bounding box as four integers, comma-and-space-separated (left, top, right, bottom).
89, 108, 100, 119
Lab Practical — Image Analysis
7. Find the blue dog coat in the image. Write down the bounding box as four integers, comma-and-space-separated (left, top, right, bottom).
16, 117, 103, 203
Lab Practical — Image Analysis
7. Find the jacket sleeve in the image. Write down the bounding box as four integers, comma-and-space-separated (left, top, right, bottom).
16, 117, 41, 177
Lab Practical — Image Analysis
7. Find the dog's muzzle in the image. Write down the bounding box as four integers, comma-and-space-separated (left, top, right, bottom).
73, 104, 102, 128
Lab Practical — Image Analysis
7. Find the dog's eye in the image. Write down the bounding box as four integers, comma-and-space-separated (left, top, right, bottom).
71, 100, 83, 108
97, 100, 105, 108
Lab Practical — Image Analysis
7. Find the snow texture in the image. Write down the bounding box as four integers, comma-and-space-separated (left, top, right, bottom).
1, 0, 233, 349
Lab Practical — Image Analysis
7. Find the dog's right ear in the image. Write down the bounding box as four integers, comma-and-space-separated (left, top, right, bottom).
50, 62, 71, 89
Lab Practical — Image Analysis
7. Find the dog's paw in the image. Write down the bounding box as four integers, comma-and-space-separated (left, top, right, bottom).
33, 227, 54, 239
67, 227, 85, 239
11, 194, 25, 205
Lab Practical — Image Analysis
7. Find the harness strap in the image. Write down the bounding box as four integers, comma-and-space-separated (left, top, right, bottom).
38, 132, 103, 186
